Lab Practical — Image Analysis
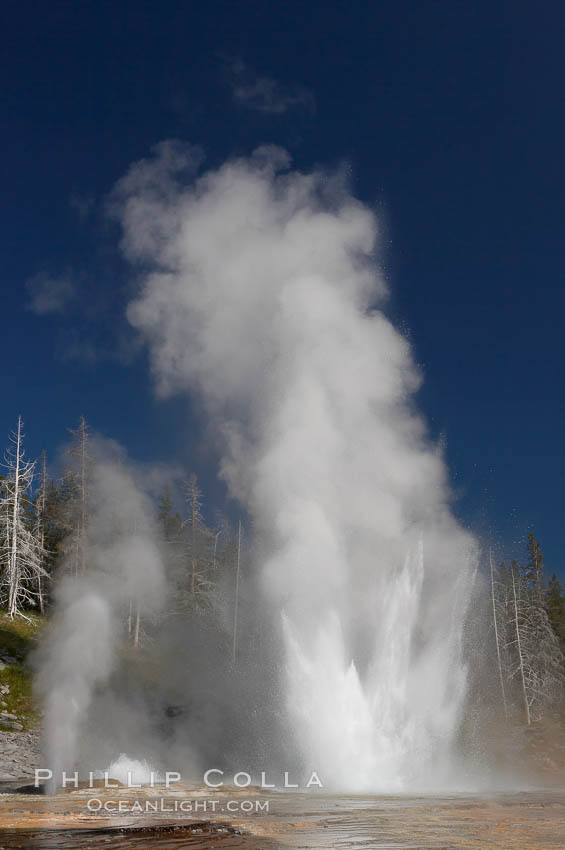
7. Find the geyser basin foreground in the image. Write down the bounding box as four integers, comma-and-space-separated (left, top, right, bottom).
0, 787, 564, 849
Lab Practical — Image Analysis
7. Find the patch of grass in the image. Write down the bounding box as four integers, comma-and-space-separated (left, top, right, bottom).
0, 613, 44, 661
0, 612, 46, 730
0, 664, 40, 730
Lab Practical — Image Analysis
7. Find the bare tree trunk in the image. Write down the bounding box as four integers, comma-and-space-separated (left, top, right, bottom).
211, 529, 221, 617
134, 601, 141, 648
8, 418, 22, 619
212, 530, 221, 571
191, 495, 196, 598
232, 520, 241, 665
79, 417, 87, 576
131, 516, 140, 645
1, 418, 43, 620
36, 450, 47, 614
490, 549, 507, 717
185, 474, 202, 599
511, 568, 531, 725
68, 416, 89, 577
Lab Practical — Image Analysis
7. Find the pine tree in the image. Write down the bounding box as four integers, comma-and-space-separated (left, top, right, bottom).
525, 532, 545, 601
34, 450, 49, 613
61, 416, 92, 576
157, 486, 181, 540
185, 474, 202, 598
42, 479, 66, 580
546, 573, 565, 656
522, 538, 564, 712
181, 474, 214, 608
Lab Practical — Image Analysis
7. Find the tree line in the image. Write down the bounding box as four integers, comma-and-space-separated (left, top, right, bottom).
0, 416, 245, 659
489, 534, 565, 724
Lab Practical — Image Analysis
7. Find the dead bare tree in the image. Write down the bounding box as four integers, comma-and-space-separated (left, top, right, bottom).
232, 519, 242, 665
506, 562, 564, 724
489, 549, 508, 717
178, 474, 214, 609
185, 473, 203, 598
508, 566, 532, 724
34, 450, 48, 613
0, 417, 46, 619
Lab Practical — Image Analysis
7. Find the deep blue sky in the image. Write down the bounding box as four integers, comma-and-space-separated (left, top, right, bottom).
2, 1, 564, 576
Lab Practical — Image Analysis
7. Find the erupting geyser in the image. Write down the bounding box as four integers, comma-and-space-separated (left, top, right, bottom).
38, 142, 476, 793
113, 142, 476, 790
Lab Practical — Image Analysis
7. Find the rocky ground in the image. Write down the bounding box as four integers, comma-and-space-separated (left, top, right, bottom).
0, 676, 24, 733
0, 622, 43, 785
0, 728, 41, 783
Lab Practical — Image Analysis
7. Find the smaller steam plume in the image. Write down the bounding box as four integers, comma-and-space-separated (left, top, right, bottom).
35, 449, 166, 791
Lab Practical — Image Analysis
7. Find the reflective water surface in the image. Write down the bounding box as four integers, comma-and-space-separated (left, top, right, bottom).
0, 822, 283, 849
1, 787, 564, 849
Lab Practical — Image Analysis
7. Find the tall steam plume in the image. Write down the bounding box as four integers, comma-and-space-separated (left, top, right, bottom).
111, 141, 476, 790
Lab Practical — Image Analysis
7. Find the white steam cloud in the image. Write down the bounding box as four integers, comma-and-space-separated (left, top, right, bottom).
36, 456, 166, 791
110, 141, 476, 790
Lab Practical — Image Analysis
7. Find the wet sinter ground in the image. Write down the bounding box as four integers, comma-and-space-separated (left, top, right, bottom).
0, 785, 564, 849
